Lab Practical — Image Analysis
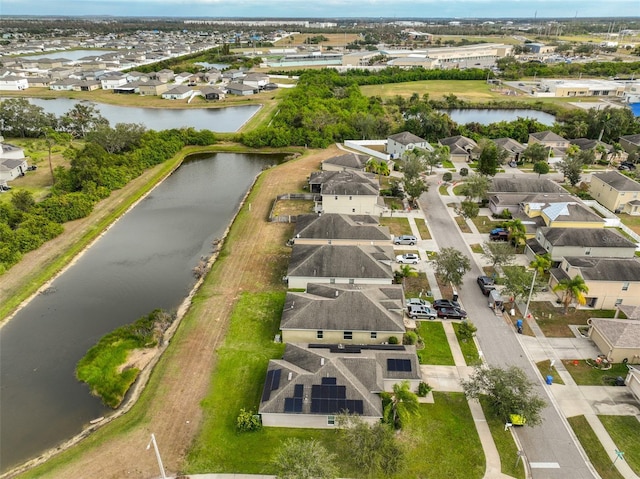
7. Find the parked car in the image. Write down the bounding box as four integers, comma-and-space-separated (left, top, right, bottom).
406, 298, 432, 310
433, 299, 460, 309
26, 165, 37, 171
436, 307, 468, 319
393, 235, 417, 245
490, 230, 509, 241
407, 305, 437, 320
396, 253, 419, 264
476, 276, 496, 295
619, 161, 636, 171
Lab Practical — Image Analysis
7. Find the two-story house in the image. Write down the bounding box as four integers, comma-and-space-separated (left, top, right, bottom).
438, 135, 478, 162
386, 131, 432, 159
292, 214, 391, 246
590, 170, 640, 215
309, 170, 383, 216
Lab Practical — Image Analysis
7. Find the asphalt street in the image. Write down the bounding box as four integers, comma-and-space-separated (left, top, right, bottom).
419, 174, 598, 479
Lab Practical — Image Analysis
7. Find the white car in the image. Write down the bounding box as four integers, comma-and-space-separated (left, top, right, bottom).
396, 253, 419, 264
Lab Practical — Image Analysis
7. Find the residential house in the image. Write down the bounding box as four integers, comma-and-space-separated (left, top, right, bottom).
528, 131, 570, 163
490, 177, 568, 195
522, 201, 605, 229
26, 77, 50, 88
588, 318, 640, 364
156, 69, 175, 83
259, 343, 420, 428
525, 227, 638, 264
204, 68, 221, 83
627, 367, 640, 404
386, 132, 432, 159
72, 80, 101, 92
286, 244, 394, 289
126, 71, 151, 82
0, 141, 28, 182
222, 69, 245, 80
48, 67, 76, 81
161, 85, 193, 100
321, 152, 372, 172
309, 170, 382, 215
199, 86, 225, 100
549, 257, 640, 309
619, 134, 640, 155
138, 80, 169, 96
494, 138, 526, 163
570, 138, 613, 162
113, 81, 141, 94
292, 214, 391, 246
242, 72, 269, 90
438, 135, 478, 162
488, 191, 574, 217
174, 72, 193, 85
590, 170, 640, 215
0, 76, 29, 91
49, 78, 77, 91
100, 72, 128, 90
226, 82, 256, 96
280, 283, 406, 344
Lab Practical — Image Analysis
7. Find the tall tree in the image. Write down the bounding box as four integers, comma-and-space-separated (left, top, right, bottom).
482, 241, 515, 269
381, 381, 420, 430
553, 275, 589, 314
530, 253, 552, 275
402, 149, 428, 204
501, 266, 537, 307
433, 247, 471, 287
476, 139, 508, 177
460, 173, 490, 202
557, 155, 584, 187
60, 104, 109, 139
272, 438, 338, 479
532, 161, 550, 178
505, 218, 526, 251
521, 142, 548, 164
423, 145, 449, 174
462, 365, 547, 427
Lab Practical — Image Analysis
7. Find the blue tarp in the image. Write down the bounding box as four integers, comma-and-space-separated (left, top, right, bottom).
630, 103, 640, 117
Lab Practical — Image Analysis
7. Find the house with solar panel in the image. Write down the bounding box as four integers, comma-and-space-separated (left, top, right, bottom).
291, 214, 391, 246
259, 343, 421, 428
286, 244, 394, 290
280, 283, 406, 344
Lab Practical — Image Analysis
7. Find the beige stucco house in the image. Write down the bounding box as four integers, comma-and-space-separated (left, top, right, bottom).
280, 283, 405, 344
259, 343, 420, 428
292, 214, 391, 246
438, 135, 478, 162
387, 131, 432, 159
590, 170, 640, 215
588, 318, 640, 364
550, 257, 640, 309
286, 244, 394, 290
309, 170, 383, 216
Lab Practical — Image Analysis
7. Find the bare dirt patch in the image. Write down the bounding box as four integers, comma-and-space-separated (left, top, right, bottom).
8, 144, 340, 479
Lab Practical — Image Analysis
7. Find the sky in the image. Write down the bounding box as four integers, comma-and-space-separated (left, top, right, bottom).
1, 0, 639, 19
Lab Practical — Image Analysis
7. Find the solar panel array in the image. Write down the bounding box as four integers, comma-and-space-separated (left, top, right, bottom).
387, 358, 412, 372
284, 383, 304, 413
310, 377, 364, 414
261, 368, 282, 402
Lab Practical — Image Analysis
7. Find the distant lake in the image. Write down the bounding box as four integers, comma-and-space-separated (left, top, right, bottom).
18, 50, 116, 61
444, 109, 556, 126
195, 62, 230, 70
27, 98, 260, 133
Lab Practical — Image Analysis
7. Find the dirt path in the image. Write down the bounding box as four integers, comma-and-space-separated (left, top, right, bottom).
11, 145, 340, 479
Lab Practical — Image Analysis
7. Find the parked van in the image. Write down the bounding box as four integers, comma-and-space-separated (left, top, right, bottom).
488, 289, 504, 311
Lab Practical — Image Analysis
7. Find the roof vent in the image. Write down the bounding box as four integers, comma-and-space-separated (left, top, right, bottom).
288, 372, 292, 381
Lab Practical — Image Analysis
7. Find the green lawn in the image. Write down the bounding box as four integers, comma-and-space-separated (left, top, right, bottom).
599, 415, 640, 476
403, 392, 485, 479
470, 243, 483, 254
417, 321, 455, 366
379, 216, 412, 237
618, 212, 640, 235
530, 301, 619, 337
479, 396, 525, 479
452, 184, 465, 196
453, 322, 481, 366
568, 416, 626, 479
383, 196, 404, 211
414, 217, 432, 239
439, 184, 450, 195
535, 360, 565, 385
561, 360, 632, 386
403, 273, 433, 300
454, 215, 472, 233
471, 216, 503, 234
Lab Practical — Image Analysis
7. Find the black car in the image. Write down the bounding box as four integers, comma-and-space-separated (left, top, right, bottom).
476, 276, 496, 295
433, 299, 460, 309
619, 161, 636, 171
436, 307, 468, 319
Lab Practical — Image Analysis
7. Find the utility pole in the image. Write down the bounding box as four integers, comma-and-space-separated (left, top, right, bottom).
147, 433, 167, 479
523, 269, 537, 320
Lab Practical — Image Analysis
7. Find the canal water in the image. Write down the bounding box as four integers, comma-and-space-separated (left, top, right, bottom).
444, 108, 556, 126
0, 152, 283, 472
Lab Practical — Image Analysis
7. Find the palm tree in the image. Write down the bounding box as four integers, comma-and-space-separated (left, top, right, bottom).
395, 264, 418, 285
530, 253, 552, 275
553, 275, 589, 315
506, 219, 526, 251
381, 381, 420, 430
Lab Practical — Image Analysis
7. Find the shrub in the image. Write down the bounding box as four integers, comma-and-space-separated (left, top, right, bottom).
418, 381, 433, 397
442, 172, 453, 182
457, 320, 478, 341
403, 331, 418, 345
236, 408, 262, 432
459, 167, 469, 177
388, 336, 399, 345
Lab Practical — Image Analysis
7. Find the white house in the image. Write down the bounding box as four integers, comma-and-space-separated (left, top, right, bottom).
387, 131, 432, 159
0, 76, 29, 91
161, 85, 193, 100
100, 72, 128, 90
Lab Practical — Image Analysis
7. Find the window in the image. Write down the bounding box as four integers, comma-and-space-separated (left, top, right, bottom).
352, 208, 356, 213
334, 195, 338, 200
317, 330, 323, 339
330, 278, 336, 284
327, 415, 335, 425
585, 247, 591, 255
622, 282, 629, 291
349, 196, 352, 200
344, 331, 353, 340
615, 299, 623, 306
370, 332, 377, 339
349, 278, 355, 284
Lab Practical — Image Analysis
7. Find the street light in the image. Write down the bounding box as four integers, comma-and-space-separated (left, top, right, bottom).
523, 269, 537, 320
147, 433, 167, 479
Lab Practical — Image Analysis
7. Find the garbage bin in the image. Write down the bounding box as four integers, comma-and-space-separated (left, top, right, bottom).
546, 375, 553, 385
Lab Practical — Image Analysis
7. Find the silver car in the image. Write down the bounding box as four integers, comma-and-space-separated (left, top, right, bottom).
393, 235, 417, 245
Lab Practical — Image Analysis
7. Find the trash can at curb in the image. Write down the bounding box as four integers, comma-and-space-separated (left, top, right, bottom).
546, 375, 553, 385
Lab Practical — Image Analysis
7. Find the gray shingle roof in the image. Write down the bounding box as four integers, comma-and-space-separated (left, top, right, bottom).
563, 257, 640, 281
490, 177, 568, 194
293, 214, 390, 241
539, 227, 636, 248
309, 170, 380, 196
322, 152, 371, 170
494, 137, 526, 154
529, 130, 567, 142
388, 131, 427, 145
281, 283, 405, 332
287, 244, 394, 280
590, 318, 640, 348
592, 171, 640, 192
543, 202, 604, 224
